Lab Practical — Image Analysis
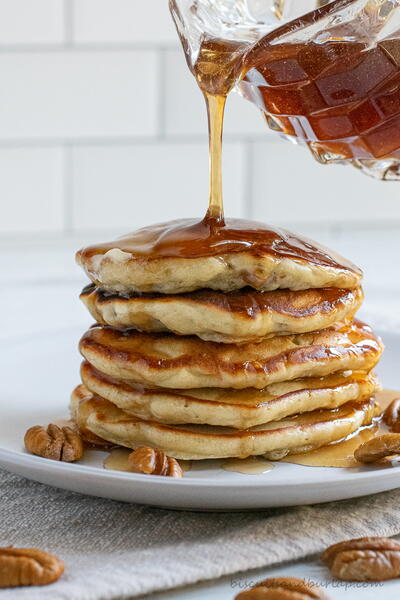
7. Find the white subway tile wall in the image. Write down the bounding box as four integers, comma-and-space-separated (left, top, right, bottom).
0, 147, 64, 233
251, 141, 400, 225
0, 0, 399, 237
71, 142, 246, 230
0, 0, 65, 45
72, 0, 177, 44
0, 51, 158, 139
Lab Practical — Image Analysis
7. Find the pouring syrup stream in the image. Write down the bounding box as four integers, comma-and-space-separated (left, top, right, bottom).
205, 93, 226, 222
190, 37, 249, 222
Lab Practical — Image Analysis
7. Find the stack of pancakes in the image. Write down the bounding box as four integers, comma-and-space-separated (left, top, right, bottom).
71, 220, 383, 460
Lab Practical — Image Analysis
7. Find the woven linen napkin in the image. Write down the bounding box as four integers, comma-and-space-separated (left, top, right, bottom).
1, 468, 400, 600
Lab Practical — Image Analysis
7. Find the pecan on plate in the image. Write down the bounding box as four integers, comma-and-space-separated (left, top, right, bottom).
354, 433, 400, 463
24, 424, 83, 462
322, 536, 400, 581
383, 398, 400, 432
0, 547, 64, 588
235, 576, 330, 599
128, 446, 183, 477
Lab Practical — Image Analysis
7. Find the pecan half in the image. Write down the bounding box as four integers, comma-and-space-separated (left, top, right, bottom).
24, 424, 83, 462
0, 548, 64, 588
128, 446, 183, 477
354, 433, 400, 463
322, 536, 400, 581
235, 577, 330, 599
383, 398, 400, 432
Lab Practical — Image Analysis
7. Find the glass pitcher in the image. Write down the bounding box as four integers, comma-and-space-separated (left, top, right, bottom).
170, 0, 400, 180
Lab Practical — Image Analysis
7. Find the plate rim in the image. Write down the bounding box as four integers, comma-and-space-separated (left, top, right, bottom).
0, 445, 396, 489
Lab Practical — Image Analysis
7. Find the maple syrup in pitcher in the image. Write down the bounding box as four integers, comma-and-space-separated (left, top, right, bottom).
197, 25, 400, 168
236, 0, 400, 166
241, 37, 400, 163
178, 2, 400, 231
190, 0, 400, 179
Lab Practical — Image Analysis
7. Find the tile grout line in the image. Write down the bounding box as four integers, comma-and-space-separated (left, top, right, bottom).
243, 140, 255, 219
63, 0, 74, 47
330, 222, 343, 241
156, 49, 167, 138
0, 43, 180, 53
62, 144, 74, 234
0, 134, 272, 149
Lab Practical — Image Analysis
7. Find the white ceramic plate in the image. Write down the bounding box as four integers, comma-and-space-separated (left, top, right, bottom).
1, 326, 399, 511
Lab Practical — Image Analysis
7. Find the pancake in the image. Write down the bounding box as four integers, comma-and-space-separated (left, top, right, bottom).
70, 385, 379, 460
81, 361, 379, 429
76, 218, 362, 294
80, 284, 363, 343
79, 320, 383, 390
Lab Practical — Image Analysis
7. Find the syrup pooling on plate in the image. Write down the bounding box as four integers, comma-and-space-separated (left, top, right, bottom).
282, 424, 382, 468
283, 389, 400, 468
221, 457, 274, 474
104, 449, 273, 475
104, 448, 132, 472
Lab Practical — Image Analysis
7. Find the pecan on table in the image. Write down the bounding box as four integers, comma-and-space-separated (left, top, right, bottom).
0, 547, 64, 588
322, 536, 400, 581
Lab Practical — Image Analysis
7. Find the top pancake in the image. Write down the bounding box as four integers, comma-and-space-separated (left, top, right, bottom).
76, 218, 362, 294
